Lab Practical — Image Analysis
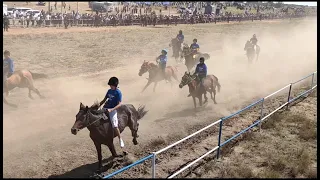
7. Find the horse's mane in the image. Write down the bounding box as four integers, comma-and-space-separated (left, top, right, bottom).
144, 61, 158, 68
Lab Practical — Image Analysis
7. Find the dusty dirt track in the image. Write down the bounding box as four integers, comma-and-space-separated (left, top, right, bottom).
3, 18, 317, 178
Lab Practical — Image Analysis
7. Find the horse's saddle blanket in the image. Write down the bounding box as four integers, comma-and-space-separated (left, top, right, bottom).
94, 109, 109, 121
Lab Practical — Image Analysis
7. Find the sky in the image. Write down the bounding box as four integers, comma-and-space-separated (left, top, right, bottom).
283, 2, 317, 6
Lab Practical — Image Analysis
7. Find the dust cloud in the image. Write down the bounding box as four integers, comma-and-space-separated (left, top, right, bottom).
3, 18, 317, 178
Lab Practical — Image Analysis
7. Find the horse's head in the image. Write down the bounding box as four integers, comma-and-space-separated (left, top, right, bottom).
71, 102, 99, 135
139, 61, 150, 76
179, 71, 194, 88
244, 40, 251, 50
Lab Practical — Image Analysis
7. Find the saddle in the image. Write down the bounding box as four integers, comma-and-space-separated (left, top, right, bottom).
92, 109, 109, 121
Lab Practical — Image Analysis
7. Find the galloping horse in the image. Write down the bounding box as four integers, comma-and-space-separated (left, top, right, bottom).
179, 72, 221, 109
71, 102, 148, 173
3, 68, 47, 108
181, 44, 210, 72
138, 61, 179, 92
244, 40, 260, 63
169, 37, 183, 63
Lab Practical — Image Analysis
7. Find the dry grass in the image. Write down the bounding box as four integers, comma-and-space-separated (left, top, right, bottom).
149, 136, 166, 148
298, 120, 317, 140
257, 169, 281, 178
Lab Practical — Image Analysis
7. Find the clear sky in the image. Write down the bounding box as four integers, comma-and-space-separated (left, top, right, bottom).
283, 2, 317, 6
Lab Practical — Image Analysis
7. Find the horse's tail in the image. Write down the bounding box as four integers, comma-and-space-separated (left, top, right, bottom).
202, 53, 210, 60
29, 71, 48, 80
137, 105, 148, 120
211, 75, 221, 93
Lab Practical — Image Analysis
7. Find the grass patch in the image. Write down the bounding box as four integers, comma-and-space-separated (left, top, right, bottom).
149, 136, 166, 148
261, 114, 280, 129
296, 149, 311, 174
270, 157, 287, 172
257, 169, 281, 178
298, 120, 317, 140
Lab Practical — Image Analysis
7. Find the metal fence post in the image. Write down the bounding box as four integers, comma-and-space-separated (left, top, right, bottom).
216, 119, 224, 159
152, 152, 156, 178
286, 83, 292, 109
310, 72, 315, 90
259, 98, 264, 132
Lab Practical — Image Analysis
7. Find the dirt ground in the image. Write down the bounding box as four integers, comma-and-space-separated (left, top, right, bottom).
3, 18, 317, 178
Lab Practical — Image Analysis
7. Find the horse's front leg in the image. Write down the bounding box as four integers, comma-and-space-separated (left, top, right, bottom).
203, 91, 208, 104
199, 94, 203, 107
192, 96, 197, 109
141, 81, 152, 93
94, 142, 103, 173
153, 82, 158, 92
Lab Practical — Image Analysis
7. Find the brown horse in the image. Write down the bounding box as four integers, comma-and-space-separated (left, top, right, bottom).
179, 72, 221, 109
71, 102, 148, 173
244, 40, 260, 63
138, 60, 179, 93
181, 44, 210, 72
3, 69, 47, 108
169, 37, 183, 63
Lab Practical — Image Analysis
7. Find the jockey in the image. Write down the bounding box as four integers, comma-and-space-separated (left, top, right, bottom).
3, 50, 14, 78
250, 34, 258, 49
156, 49, 169, 82
188, 57, 207, 97
190, 39, 200, 58
176, 30, 184, 44
98, 77, 124, 148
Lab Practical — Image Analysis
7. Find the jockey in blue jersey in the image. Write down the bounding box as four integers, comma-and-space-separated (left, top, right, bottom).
190, 38, 200, 58
156, 49, 169, 82
176, 30, 184, 44
188, 57, 207, 97
98, 76, 124, 148
3, 50, 14, 78
250, 34, 258, 50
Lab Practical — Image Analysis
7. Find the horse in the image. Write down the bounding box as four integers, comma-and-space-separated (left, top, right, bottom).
3, 68, 47, 108
71, 102, 148, 173
181, 44, 210, 72
179, 72, 221, 109
244, 40, 260, 63
169, 37, 183, 63
138, 60, 179, 93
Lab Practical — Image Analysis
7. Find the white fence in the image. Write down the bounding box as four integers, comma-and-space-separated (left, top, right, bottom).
102, 71, 317, 179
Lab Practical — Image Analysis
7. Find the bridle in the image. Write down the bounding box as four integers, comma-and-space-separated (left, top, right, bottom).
180, 74, 196, 87
78, 109, 104, 130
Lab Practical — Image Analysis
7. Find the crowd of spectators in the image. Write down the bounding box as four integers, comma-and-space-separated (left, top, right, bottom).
3, 2, 316, 29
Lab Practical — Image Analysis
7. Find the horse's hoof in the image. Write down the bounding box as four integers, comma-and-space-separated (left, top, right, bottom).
133, 139, 138, 145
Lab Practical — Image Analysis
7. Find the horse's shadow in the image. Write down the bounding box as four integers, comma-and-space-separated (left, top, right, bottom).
48, 156, 115, 178
155, 105, 212, 123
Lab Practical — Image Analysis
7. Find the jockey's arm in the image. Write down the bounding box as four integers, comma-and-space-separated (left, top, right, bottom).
99, 96, 107, 107
155, 55, 160, 63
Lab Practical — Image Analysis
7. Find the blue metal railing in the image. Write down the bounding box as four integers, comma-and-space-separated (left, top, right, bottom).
102, 71, 317, 179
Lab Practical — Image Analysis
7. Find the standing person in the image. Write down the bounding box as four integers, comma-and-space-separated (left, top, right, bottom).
3, 15, 10, 32
98, 77, 125, 148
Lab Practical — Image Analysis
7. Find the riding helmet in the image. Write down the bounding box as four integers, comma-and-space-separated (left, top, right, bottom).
162, 49, 168, 54
193, 38, 197, 42
200, 57, 205, 62
4, 50, 10, 55
108, 77, 119, 87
